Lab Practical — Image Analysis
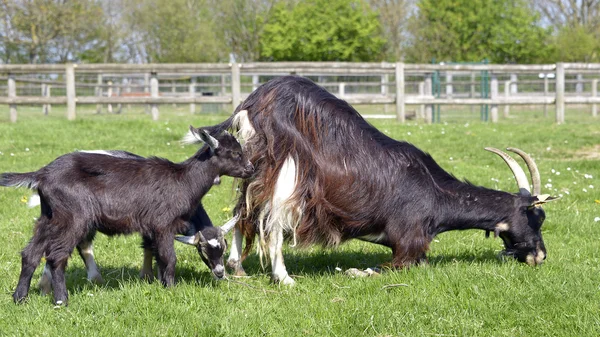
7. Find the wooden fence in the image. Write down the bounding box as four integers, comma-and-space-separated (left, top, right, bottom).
1, 62, 599, 123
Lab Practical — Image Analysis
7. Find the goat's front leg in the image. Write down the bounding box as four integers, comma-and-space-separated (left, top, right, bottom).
154, 234, 177, 287
226, 227, 247, 276
269, 227, 294, 286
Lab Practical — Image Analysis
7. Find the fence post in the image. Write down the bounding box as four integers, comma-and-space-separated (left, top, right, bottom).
490, 75, 498, 123
8, 74, 16, 123
425, 74, 433, 124
446, 72, 453, 98
395, 62, 405, 123
470, 72, 475, 114
543, 76, 549, 117
66, 63, 76, 120
555, 63, 565, 124
96, 74, 102, 114
125, 78, 131, 110
41, 84, 48, 115
510, 74, 518, 93
189, 77, 196, 114
418, 81, 425, 120
150, 72, 159, 121
44, 85, 52, 115
144, 73, 150, 114
504, 81, 510, 117
592, 79, 598, 117
107, 81, 113, 113
172, 80, 177, 108
231, 63, 241, 109
116, 85, 122, 114
382, 73, 389, 114
252, 74, 259, 91
339, 82, 345, 97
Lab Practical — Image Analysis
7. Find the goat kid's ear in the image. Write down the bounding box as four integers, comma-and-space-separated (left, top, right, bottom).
530, 194, 560, 207
175, 231, 207, 246
188, 126, 220, 150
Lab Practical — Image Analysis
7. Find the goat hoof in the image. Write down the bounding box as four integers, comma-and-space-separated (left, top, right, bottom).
272, 274, 295, 286
226, 260, 247, 276
53, 299, 68, 307
13, 292, 27, 304
88, 273, 104, 285
139, 271, 154, 282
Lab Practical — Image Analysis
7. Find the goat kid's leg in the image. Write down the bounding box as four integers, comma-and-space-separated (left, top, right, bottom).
140, 237, 155, 281
13, 236, 46, 303
226, 227, 247, 276
77, 240, 103, 284
47, 257, 69, 306
269, 227, 294, 286
39, 240, 103, 295
154, 234, 177, 287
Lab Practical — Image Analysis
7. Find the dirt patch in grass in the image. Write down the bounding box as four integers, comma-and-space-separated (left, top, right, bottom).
574, 145, 600, 160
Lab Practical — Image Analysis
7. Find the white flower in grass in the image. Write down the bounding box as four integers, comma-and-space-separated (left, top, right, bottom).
546, 147, 551, 151
0, 151, 3, 155
464, 123, 469, 127
548, 179, 552, 182
595, 217, 600, 222
10, 153, 14, 156
589, 185, 594, 189
556, 171, 561, 176
584, 174, 593, 179
567, 167, 571, 171
545, 183, 553, 188
573, 182, 577, 185
25, 148, 29, 152
166, 142, 171, 146
551, 169, 556, 173
441, 131, 445, 135
583, 188, 588, 193
407, 132, 411, 136
564, 140, 568, 144
565, 191, 570, 195
559, 194, 563, 197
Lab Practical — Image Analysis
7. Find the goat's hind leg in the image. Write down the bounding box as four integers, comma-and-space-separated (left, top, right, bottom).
154, 233, 177, 287
13, 220, 48, 303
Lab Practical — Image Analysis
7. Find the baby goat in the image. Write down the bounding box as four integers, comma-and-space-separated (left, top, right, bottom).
1, 127, 253, 306
30, 150, 228, 295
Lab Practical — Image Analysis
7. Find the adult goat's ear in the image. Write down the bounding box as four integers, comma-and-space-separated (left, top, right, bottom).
529, 194, 560, 208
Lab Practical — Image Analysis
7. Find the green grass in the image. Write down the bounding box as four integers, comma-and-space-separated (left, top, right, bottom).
0, 105, 599, 336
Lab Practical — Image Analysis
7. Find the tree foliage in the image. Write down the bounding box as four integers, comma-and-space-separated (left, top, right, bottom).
408, 0, 552, 63
260, 0, 386, 61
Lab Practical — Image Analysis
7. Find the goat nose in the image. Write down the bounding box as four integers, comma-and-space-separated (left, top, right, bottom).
245, 162, 254, 172
213, 265, 225, 279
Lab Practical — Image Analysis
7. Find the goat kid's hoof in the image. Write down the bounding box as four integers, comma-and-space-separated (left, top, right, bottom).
13, 293, 27, 304
226, 260, 247, 277
53, 300, 67, 307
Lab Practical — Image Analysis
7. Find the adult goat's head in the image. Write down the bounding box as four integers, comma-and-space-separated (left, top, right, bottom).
486, 147, 558, 266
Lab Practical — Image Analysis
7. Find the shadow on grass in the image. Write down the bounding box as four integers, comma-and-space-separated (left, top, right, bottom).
236, 247, 506, 277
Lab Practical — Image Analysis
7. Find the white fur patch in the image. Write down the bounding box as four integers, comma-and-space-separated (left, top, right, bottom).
233, 110, 255, 143
207, 239, 220, 248
359, 232, 387, 244
495, 222, 510, 232
27, 194, 41, 208
79, 150, 113, 156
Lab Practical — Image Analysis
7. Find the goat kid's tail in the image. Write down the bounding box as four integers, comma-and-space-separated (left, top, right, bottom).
0, 172, 39, 190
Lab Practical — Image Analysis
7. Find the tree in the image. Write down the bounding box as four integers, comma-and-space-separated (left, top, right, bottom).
0, 0, 103, 63
368, 0, 414, 61
407, 0, 552, 63
260, 0, 386, 61
123, 0, 225, 63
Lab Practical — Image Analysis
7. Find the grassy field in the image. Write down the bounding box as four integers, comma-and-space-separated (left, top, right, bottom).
0, 105, 598, 336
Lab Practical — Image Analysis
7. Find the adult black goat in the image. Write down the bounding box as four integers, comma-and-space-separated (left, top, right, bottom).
1, 127, 253, 305
204, 76, 558, 285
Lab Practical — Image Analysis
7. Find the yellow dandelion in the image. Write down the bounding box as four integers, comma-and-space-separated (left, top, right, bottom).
595, 200, 600, 204
20, 196, 28, 203
222, 206, 231, 213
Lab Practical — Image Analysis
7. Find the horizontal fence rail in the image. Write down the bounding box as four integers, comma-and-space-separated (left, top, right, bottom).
0, 62, 599, 123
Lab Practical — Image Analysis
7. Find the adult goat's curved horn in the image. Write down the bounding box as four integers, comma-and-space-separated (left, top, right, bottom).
485, 147, 531, 195
507, 147, 541, 196
220, 213, 240, 234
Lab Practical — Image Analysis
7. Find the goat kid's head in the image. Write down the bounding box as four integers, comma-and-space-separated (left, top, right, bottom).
175, 214, 239, 279
486, 147, 559, 266
186, 126, 254, 179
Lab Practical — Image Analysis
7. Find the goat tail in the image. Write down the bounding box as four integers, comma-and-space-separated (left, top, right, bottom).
0, 172, 39, 190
